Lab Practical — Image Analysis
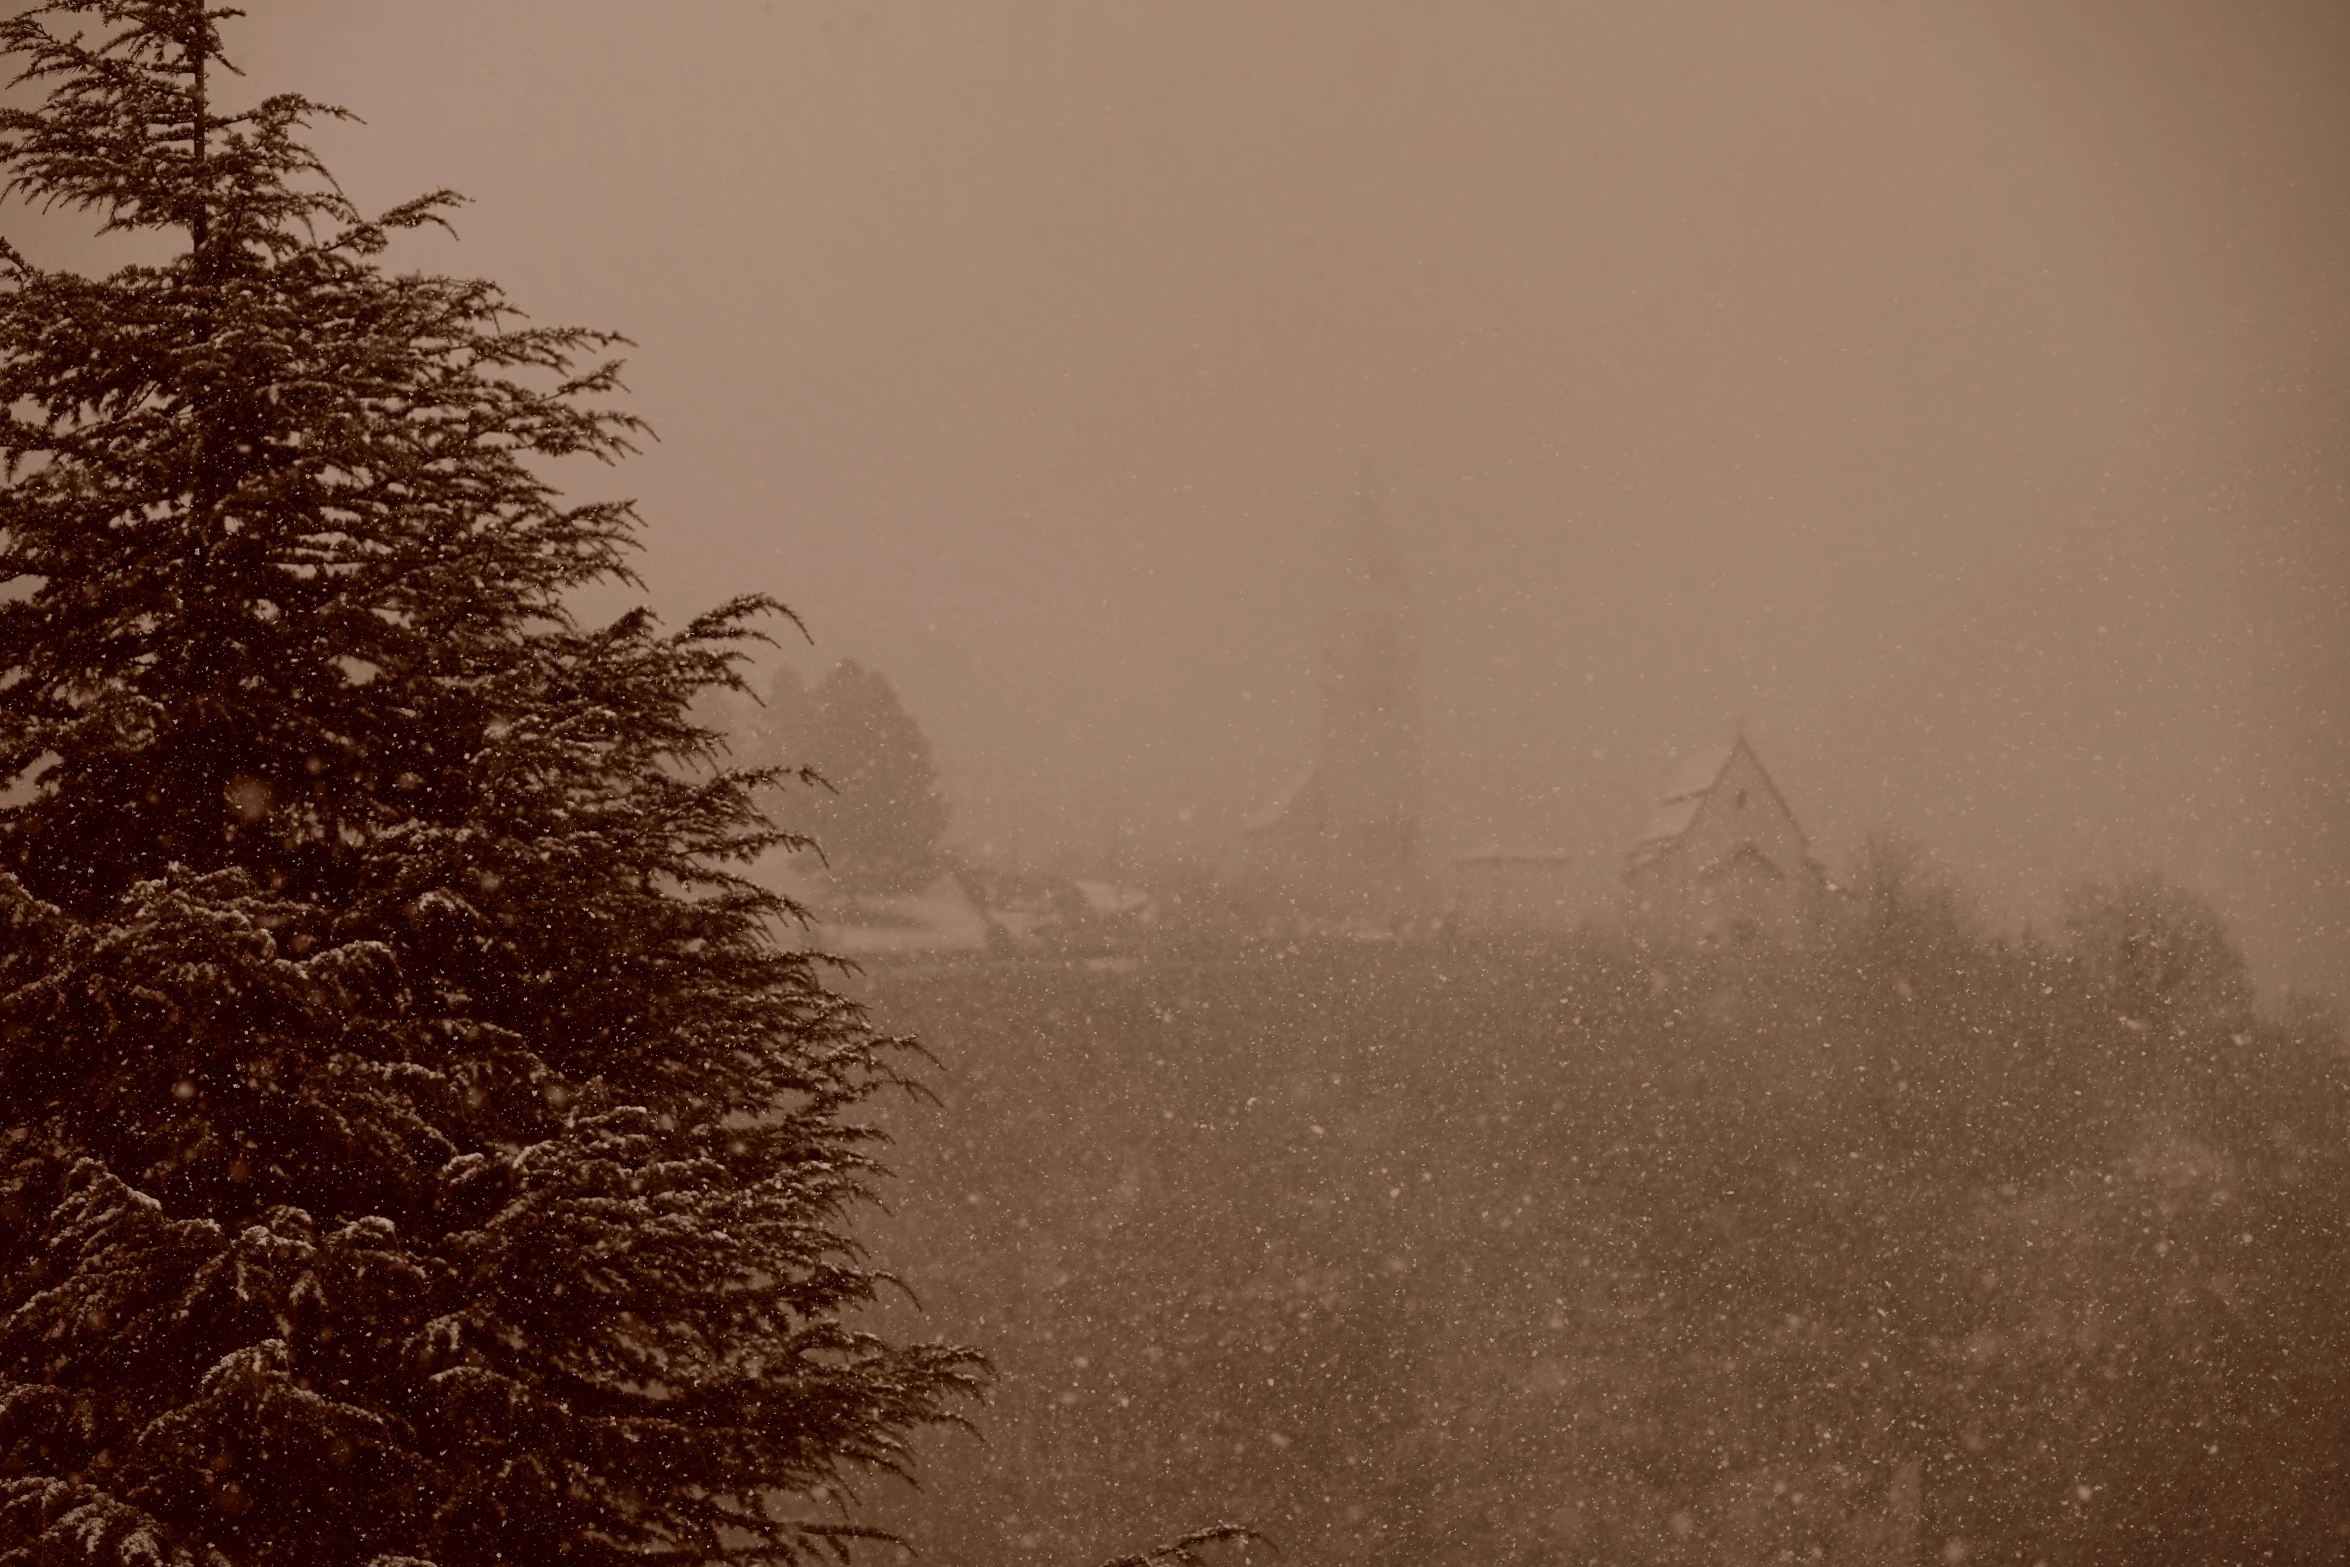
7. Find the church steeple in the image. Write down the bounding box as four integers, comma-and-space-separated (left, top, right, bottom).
1241, 467, 1425, 920
1317, 470, 1423, 913
1334, 463, 1409, 607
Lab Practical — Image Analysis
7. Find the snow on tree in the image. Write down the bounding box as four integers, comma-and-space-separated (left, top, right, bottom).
0, 5, 980, 1564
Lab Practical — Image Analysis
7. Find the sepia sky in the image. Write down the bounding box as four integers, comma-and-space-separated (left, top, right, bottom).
16, 1, 2350, 997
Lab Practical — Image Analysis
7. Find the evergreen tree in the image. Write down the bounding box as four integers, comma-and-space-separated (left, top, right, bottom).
797, 663, 946, 897
0, 5, 979, 1564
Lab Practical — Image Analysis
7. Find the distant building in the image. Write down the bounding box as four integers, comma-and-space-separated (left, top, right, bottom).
1451, 849, 1583, 932
1241, 476, 1425, 920
1625, 735, 1826, 946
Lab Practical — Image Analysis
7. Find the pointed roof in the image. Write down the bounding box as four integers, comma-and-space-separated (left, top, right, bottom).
1637, 742, 1735, 847
1661, 742, 1739, 805
1243, 759, 1324, 837
1634, 734, 1809, 851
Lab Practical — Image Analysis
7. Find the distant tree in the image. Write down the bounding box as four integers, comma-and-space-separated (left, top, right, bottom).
2059, 872, 2252, 1033
799, 660, 948, 895
1820, 831, 2068, 1168
1841, 832, 1977, 960
734, 663, 818, 774
0, 6, 978, 1565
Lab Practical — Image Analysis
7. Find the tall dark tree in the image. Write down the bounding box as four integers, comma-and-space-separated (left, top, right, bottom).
797, 662, 946, 897
0, 5, 979, 1565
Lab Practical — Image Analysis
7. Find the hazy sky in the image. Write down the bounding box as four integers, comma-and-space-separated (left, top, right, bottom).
16, 1, 2349, 995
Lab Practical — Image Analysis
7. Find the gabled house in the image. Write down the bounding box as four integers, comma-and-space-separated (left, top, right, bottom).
1625, 735, 1826, 946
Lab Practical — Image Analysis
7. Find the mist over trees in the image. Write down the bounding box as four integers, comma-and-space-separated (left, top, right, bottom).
727, 665, 819, 779
0, 5, 975, 1564
2, 6, 2344, 1567
858, 857, 2350, 1567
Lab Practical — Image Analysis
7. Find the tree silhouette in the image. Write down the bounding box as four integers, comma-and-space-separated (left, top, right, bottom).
0, 6, 979, 1564
799, 660, 948, 896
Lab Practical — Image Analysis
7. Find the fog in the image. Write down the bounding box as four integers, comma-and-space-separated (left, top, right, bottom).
10, 7, 2350, 1563
29, 0, 2344, 992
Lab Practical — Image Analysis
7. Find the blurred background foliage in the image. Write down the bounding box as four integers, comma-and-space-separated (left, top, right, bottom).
852, 867, 2347, 1566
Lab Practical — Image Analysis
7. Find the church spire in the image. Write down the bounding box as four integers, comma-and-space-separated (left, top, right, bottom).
1317, 462, 1422, 915
1236, 463, 1426, 922
1337, 459, 1408, 599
